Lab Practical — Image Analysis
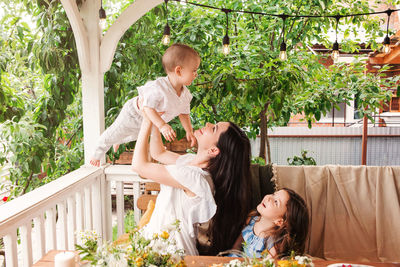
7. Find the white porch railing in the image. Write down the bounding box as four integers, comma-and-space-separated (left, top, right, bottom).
0, 164, 147, 267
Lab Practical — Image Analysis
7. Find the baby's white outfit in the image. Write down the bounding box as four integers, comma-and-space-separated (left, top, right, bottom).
92, 77, 192, 160
141, 154, 216, 255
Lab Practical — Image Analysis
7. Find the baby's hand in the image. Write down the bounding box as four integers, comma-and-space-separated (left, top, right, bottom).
186, 131, 196, 147
90, 158, 100, 167
159, 123, 176, 142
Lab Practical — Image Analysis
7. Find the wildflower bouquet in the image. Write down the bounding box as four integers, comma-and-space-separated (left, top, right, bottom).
75, 220, 186, 267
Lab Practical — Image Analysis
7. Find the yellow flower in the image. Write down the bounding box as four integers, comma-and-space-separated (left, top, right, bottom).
142, 253, 148, 259
160, 231, 170, 239
277, 259, 305, 267
153, 233, 158, 239
176, 260, 187, 267
135, 257, 144, 267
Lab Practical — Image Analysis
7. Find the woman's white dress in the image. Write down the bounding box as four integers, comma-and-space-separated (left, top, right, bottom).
141, 154, 216, 255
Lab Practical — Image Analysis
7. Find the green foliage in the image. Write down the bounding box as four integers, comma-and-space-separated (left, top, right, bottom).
0, 116, 50, 196
112, 210, 136, 241
294, 59, 399, 126
1, 0, 399, 197
0, 0, 83, 197
251, 157, 266, 165
287, 150, 317, 166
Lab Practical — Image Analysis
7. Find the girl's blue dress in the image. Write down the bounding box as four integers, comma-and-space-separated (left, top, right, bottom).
228, 216, 275, 258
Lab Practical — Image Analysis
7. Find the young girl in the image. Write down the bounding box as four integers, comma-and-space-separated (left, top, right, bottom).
132, 115, 252, 255
230, 188, 309, 258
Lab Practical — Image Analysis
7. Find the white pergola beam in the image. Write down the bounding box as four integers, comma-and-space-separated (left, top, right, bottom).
100, 0, 163, 73
60, 0, 90, 72
60, 0, 163, 164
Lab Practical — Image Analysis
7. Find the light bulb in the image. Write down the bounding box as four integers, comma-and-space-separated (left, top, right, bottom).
383, 35, 390, 54
383, 44, 390, 54
162, 34, 170, 45
279, 50, 287, 61
222, 34, 230, 55
99, 18, 107, 30
331, 50, 339, 62
279, 41, 287, 61
331, 41, 339, 63
223, 44, 230, 55
99, 7, 106, 30
162, 24, 171, 46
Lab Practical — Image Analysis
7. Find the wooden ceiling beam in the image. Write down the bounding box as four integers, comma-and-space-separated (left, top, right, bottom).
369, 45, 400, 64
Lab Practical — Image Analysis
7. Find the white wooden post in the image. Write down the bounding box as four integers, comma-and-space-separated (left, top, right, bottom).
80, 0, 105, 165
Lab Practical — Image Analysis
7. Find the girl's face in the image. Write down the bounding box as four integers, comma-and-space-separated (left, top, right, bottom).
257, 190, 290, 225
194, 122, 229, 151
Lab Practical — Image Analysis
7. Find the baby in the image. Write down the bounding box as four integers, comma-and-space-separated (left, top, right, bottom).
90, 44, 200, 166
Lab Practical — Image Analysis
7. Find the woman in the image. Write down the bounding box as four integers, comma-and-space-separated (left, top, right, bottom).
132, 116, 252, 255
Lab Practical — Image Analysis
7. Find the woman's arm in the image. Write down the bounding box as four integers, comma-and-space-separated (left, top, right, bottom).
132, 117, 192, 191
149, 126, 180, 165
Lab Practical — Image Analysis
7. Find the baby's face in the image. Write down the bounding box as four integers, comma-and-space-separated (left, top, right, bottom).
178, 57, 200, 86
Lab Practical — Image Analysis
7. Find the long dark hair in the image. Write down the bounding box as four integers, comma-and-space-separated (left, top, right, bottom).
254, 188, 309, 257
205, 122, 252, 255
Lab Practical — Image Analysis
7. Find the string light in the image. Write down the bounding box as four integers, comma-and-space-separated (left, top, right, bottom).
167, 1, 399, 58
279, 15, 288, 61
331, 16, 341, 63
383, 9, 393, 54
162, 0, 171, 45
162, 24, 171, 45
222, 9, 231, 55
99, 0, 106, 30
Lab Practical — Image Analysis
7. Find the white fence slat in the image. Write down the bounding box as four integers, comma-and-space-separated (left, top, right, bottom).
133, 181, 141, 225
103, 177, 112, 241
4, 231, 18, 267
84, 186, 92, 230
76, 191, 84, 232
91, 179, 102, 242
33, 214, 46, 259
67, 196, 76, 250
116, 181, 125, 237
57, 202, 68, 250
46, 208, 57, 251
20, 222, 33, 266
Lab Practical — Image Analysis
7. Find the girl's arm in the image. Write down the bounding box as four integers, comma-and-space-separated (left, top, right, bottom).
150, 126, 180, 165
132, 117, 192, 192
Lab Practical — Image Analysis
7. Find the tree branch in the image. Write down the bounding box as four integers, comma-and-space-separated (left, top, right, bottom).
22, 172, 34, 195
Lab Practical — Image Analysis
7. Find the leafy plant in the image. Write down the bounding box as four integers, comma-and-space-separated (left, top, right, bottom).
112, 210, 136, 241
251, 157, 266, 165
287, 150, 317, 166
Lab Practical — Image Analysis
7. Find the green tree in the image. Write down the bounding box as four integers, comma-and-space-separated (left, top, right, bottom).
0, 0, 83, 198
1, 0, 399, 198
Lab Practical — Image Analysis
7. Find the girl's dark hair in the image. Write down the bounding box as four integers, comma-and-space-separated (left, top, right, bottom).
204, 122, 252, 255
270, 188, 309, 257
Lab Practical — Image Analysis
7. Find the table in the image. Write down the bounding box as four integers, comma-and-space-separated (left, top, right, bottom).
33, 250, 400, 266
